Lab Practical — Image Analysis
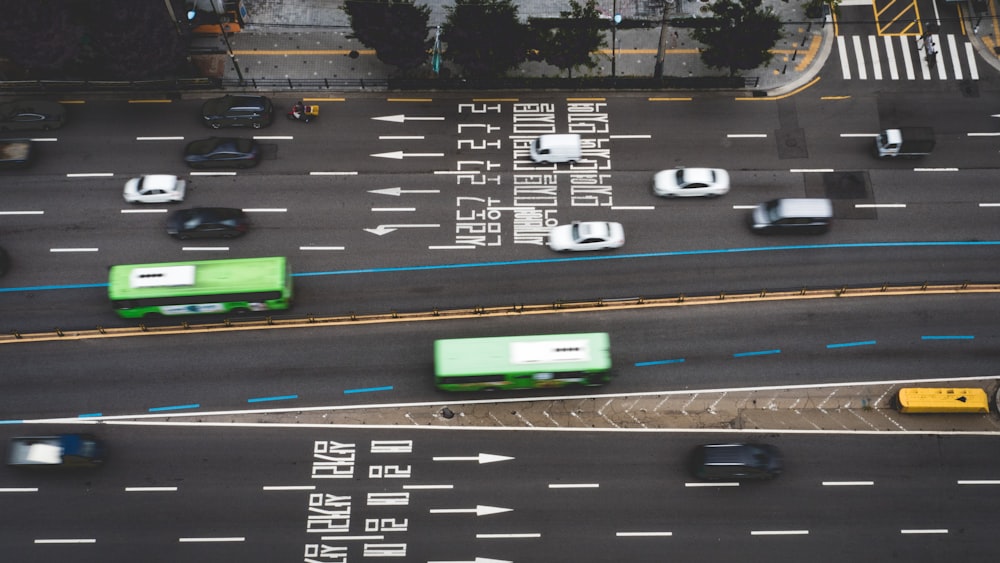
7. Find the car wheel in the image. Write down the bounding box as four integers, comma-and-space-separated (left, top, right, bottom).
177, 234, 190, 240
705, 193, 718, 198
252, 122, 262, 129
210, 122, 222, 129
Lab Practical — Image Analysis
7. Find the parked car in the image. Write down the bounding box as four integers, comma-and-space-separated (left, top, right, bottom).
184, 137, 261, 169
547, 221, 625, 252
201, 95, 273, 129
123, 175, 186, 204
166, 207, 249, 239
653, 167, 730, 198
690, 443, 783, 480
0, 100, 67, 131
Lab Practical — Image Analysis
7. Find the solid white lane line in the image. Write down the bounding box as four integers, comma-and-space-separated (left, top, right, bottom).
242, 208, 287, 212
299, 246, 345, 250
957, 480, 1000, 485
253, 136, 293, 140
125, 486, 178, 492
137, 136, 184, 141
685, 482, 739, 487
310, 171, 358, 175
751, 530, 809, 536
403, 484, 454, 490
822, 481, 874, 486
0, 487, 38, 492
190, 171, 237, 176
855, 204, 905, 208
67, 172, 113, 177
121, 209, 168, 214
50, 248, 98, 252
178, 537, 245, 542
182, 247, 229, 251
610, 134, 652, 139
35, 538, 97, 544
616, 531, 673, 537
262, 485, 316, 491
900, 529, 948, 534
612, 206, 655, 210
548, 483, 599, 489
0, 210, 44, 215
727, 133, 768, 138
476, 533, 541, 539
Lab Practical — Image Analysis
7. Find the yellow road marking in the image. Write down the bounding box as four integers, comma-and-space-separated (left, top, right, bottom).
735, 76, 821, 101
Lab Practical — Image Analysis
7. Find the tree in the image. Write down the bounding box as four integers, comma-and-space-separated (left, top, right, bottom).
691, 0, 782, 76
442, 0, 531, 78
344, 0, 432, 71
537, 0, 606, 78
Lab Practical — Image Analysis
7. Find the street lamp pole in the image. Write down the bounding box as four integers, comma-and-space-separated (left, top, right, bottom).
611, 0, 618, 77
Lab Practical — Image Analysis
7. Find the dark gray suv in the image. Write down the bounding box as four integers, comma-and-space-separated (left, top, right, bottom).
201, 95, 273, 129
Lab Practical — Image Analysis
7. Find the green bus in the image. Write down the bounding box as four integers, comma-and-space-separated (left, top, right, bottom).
434, 332, 613, 391
108, 257, 292, 319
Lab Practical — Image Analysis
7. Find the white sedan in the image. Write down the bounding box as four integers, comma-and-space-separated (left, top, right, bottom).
123, 175, 187, 203
653, 167, 730, 198
547, 221, 625, 252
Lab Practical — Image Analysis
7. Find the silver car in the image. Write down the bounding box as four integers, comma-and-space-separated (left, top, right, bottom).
547, 221, 625, 252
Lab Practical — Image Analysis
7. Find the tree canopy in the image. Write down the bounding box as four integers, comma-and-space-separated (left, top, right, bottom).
442, 0, 531, 78
537, 0, 606, 78
0, 0, 190, 80
344, 0, 432, 71
691, 0, 783, 76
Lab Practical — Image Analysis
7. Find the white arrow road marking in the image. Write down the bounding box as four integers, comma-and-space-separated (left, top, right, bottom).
432, 453, 514, 464
371, 151, 445, 159
429, 505, 513, 516
369, 187, 441, 196
364, 224, 439, 236
372, 114, 446, 123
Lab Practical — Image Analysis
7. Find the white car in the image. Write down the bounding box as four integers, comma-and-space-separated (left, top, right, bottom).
653, 167, 730, 198
547, 221, 625, 252
123, 175, 186, 203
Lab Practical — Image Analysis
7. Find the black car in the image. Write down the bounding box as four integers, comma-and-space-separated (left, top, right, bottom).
0, 100, 66, 131
184, 137, 261, 169
200, 95, 273, 129
166, 207, 250, 239
690, 443, 783, 480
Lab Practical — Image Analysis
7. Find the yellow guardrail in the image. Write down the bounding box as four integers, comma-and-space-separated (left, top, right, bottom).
3, 282, 999, 345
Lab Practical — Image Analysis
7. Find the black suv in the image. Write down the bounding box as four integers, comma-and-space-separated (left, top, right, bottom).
201, 95, 273, 129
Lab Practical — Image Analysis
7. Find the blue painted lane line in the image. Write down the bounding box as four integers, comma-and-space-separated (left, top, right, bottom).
148, 404, 200, 413
78, 413, 103, 418
827, 340, 877, 349
635, 358, 686, 367
344, 386, 394, 394
0, 420, 25, 425
248, 394, 299, 403
733, 349, 781, 358
922, 335, 975, 340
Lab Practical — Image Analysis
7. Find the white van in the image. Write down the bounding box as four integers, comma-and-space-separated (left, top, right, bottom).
529, 134, 582, 164
750, 198, 833, 234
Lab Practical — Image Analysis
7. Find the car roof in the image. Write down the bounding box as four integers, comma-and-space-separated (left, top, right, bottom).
679, 168, 717, 183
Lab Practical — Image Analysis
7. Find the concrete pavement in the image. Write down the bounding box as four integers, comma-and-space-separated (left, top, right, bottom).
200, 0, 835, 94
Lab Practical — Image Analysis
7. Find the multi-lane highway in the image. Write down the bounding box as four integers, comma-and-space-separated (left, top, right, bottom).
2, 84, 1000, 331
3, 39, 1000, 562
1, 426, 999, 563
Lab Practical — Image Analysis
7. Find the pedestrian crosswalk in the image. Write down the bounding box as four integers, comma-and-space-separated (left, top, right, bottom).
836, 34, 980, 81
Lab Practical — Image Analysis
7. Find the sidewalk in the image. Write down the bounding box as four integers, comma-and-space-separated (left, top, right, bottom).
198, 0, 836, 94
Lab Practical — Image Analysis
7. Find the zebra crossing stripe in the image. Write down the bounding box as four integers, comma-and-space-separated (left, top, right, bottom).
900, 36, 915, 80
883, 36, 899, 80
948, 34, 963, 80
934, 35, 947, 79
869, 35, 882, 80
853, 35, 867, 79
966, 42, 979, 80
838, 36, 851, 79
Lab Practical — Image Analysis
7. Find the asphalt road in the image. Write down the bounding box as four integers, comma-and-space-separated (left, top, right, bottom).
1, 425, 998, 562
2, 293, 996, 421
2, 83, 1000, 332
